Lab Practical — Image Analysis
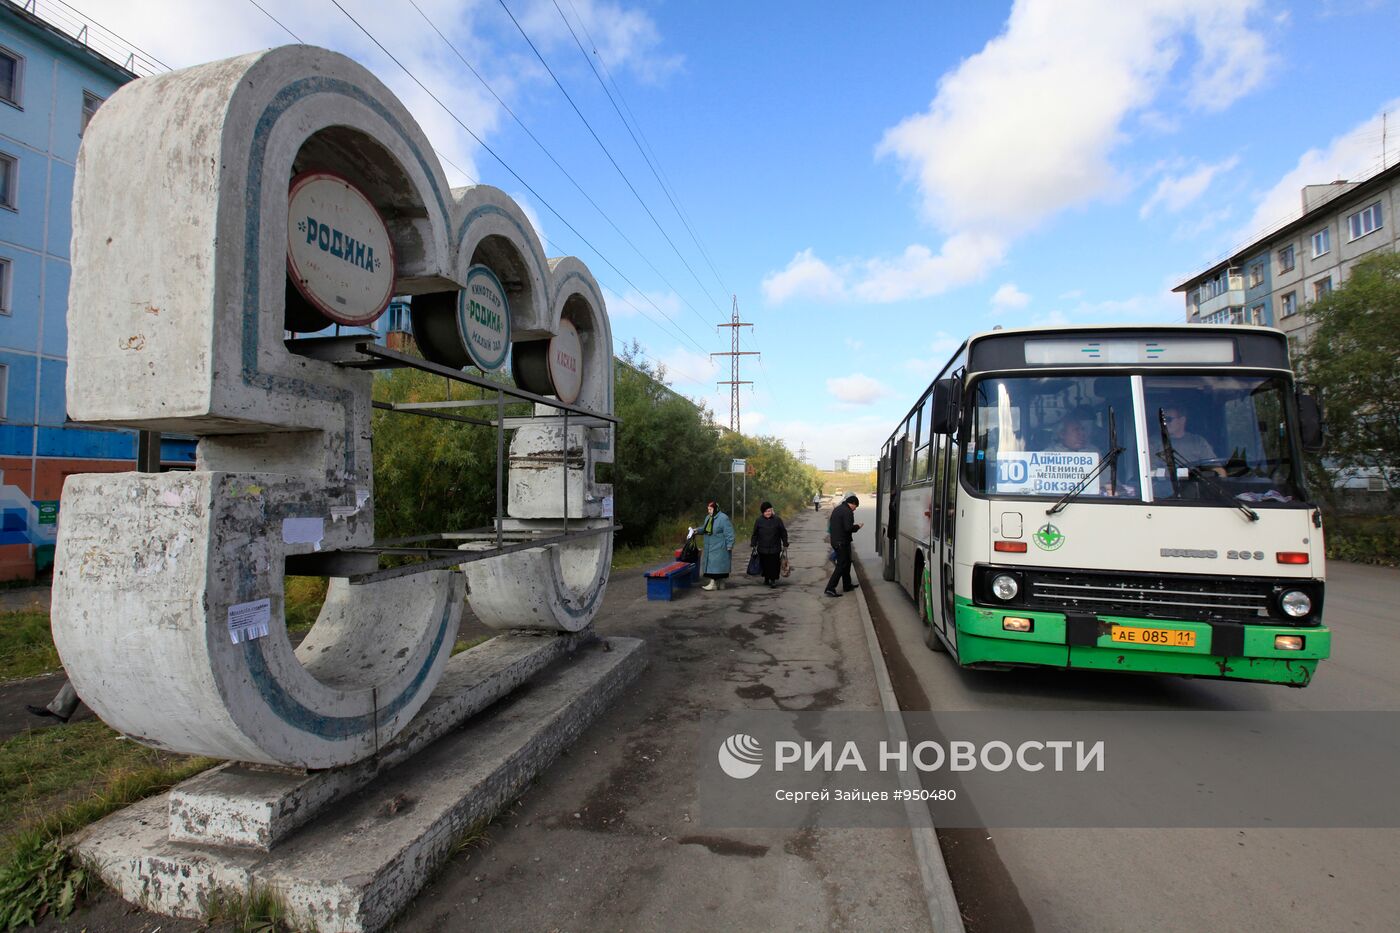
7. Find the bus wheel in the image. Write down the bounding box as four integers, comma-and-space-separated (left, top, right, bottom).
916, 566, 946, 653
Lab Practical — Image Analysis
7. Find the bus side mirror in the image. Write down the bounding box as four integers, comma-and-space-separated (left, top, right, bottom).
1297, 391, 1324, 452
931, 378, 960, 435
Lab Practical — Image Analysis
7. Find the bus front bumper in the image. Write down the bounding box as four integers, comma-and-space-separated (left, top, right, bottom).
954, 599, 1331, 687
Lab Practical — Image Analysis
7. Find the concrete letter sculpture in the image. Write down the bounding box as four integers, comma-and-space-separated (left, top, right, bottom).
52, 46, 614, 769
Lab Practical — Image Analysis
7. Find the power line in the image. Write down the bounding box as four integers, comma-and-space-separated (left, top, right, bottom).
405, 0, 715, 342
557, 0, 731, 298
247, 0, 302, 42
496, 0, 726, 325
325, 0, 710, 355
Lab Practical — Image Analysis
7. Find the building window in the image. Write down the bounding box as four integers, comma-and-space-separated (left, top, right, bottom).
1347, 201, 1383, 241
0, 47, 22, 108
0, 152, 14, 210
1277, 244, 1295, 273
1313, 277, 1333, 301
1311, 227, 1330, 258
80, 91, 103, 136
1281, 291, 1297, 317
1250, 304, 1264, 325
0, 363, 8, 421
1248, 263, 1264, 288
0, 257, 10, 315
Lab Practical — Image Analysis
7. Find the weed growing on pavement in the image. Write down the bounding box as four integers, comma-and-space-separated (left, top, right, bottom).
0, 750, 213, 929
0, 610, 61, 683
205, 883, 307, 932
451, 634, 494, 656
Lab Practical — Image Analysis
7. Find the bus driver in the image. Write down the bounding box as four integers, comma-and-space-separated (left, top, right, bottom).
1152, 405, 1225, 476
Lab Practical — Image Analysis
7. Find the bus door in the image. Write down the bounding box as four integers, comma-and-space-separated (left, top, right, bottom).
932, 430, 958, 648
883, 440, 903, 581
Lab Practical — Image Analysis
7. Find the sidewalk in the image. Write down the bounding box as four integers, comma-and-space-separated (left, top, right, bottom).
395, 506, 932, 931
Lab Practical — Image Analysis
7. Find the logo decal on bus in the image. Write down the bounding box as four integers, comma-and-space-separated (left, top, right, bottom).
1033, 523, 1065, 551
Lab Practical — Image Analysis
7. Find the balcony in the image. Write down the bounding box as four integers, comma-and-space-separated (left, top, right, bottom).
1197, 279, 1245, 319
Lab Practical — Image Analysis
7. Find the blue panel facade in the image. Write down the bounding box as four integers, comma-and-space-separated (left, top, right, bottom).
36, 425, 132, 459
0, 424, 32, 457
40, 258, 66, 355
1241, 248, 1273, 326
0, 248, 41, 350
0, 6, 142, 576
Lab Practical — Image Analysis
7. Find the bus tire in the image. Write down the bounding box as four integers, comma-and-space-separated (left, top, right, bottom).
916, 564, 947, 653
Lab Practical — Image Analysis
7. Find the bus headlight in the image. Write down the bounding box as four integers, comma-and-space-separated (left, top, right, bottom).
991, 574, 1020, 601
1279, 590, 1312, 618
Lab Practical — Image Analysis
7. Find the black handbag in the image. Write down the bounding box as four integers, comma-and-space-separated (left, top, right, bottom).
746, 550, 762, 576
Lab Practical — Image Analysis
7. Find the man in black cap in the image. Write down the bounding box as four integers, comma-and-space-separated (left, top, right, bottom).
825, 495, 862, 597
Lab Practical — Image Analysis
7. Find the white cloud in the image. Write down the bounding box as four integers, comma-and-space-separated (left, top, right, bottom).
827, 374, 891, 405
851, 235, 1007, 303
763, 235, 1006, 306
903, 332, 963, 378
991, 283, 1030, 310
1140, 156, 1239, 217
1236, 98, 1400, 244
768, 415, 893, 473
602, 286, 684, 323
655, 348, 718, 388
878, 1, 1273, 238
1038, 292, 1183, 327
761, 249, 848, 304
765, 0, 1275, 307
845, 338, 864, 352
65, 0, 678, 193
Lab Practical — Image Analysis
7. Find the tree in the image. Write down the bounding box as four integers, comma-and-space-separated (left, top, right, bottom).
1297, 250, 1400, 493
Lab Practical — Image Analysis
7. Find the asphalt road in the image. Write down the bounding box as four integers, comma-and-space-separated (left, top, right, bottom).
851, 503, 1400, 933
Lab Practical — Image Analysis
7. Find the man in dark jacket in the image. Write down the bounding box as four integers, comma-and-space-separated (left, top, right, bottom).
825, 495, 862, 597
750, 501, 789, 587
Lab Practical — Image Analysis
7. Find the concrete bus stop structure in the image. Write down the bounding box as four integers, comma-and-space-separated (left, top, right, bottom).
51, 45, 641, 931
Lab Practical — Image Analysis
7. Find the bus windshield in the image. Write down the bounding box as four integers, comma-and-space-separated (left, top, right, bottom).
965, 375, 1140, 500
1143, 374, 1304, 503
964, 373, 1306, 505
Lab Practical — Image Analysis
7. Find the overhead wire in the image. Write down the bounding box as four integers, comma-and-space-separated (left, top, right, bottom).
247, 0, 303, 42
325, 0, 710, 355
405, 0, 717, 343
557, 0, 731, 298
495, 0, 727, 323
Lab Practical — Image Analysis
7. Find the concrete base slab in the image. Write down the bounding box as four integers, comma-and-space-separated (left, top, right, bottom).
169, 629, 593, 850
72, 636, 645, 933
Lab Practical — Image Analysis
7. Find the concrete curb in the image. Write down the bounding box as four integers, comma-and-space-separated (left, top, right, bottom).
850, 562, 967, 933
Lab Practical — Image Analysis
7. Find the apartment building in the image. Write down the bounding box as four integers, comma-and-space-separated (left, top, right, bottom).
0, 2, 195, 578
1175, 161, 1400, 356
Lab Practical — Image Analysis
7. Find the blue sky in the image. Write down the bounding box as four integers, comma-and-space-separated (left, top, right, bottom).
71, 0, 1400, 468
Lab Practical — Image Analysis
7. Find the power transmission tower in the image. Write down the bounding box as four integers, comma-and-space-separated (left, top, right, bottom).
712, 295, 758, 432
797, 442, 809, 463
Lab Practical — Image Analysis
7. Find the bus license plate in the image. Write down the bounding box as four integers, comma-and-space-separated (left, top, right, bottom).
1109, 625, 1196, 648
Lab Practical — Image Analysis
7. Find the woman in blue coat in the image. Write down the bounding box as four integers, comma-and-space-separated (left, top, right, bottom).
698, 500, 735, 590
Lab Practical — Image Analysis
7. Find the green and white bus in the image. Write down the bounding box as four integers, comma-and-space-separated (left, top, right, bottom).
875, 324, 1330, 687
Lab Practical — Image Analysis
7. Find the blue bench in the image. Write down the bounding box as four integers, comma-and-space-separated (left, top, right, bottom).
645, 560, 700, 600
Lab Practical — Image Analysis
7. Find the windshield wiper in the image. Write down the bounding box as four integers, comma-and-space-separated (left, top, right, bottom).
1155, 408, 1259, 522
1046, 446, 1125, 515
1157, 409, 1182, 498
1108, 405, 1120, 496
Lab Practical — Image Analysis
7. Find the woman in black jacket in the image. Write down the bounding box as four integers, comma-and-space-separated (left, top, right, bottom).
750, 501, 789, 587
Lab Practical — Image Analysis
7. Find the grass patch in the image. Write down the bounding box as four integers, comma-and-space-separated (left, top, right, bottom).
0, 610, 60, 683
451, 634, 494, 656
285, 575, 330, 634
0, 727, 214, 929
205, 883, 301, 932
